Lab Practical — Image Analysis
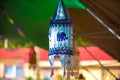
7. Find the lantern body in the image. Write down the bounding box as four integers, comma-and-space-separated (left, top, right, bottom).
49, 24, 73, 55
48, 0, 73, 77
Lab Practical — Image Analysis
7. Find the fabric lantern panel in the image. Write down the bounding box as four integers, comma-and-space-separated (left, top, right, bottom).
48, 0, 73, 77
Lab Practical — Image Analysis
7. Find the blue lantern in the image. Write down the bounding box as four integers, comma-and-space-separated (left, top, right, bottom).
48, 0, 73, 77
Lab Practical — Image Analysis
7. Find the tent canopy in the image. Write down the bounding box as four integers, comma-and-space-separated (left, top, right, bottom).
0, 0, 120, 61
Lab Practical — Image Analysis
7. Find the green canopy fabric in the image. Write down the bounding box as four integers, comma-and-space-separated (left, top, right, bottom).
0, 0, 120, 61
0, 0, 86, 49
0, 0, 58, 49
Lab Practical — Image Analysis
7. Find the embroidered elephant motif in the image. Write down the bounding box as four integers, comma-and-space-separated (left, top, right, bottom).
57, 32, 68, 41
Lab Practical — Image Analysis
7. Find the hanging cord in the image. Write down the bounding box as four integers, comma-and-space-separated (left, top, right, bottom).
77, 38, 117, 79
0, 1, 37, 44
87, 0, 120, 28
0, 2, 25, 38
75, 29, 120, 36
91, 0, 120, 18
86, 8, 120, 40
74, 29, 120, 39
83, 0, 120, 40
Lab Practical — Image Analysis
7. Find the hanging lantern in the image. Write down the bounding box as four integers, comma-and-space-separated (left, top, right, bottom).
48, 0, 73, 77
29, 46, 37, 69
66, 39, 80, 79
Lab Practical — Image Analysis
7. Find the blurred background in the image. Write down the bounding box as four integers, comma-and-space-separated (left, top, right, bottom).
0, 0, 120, 80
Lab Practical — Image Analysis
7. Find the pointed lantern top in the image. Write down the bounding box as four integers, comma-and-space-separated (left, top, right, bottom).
50, 0, 72, 25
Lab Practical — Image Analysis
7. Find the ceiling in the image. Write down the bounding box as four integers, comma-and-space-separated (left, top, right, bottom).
0, 0, 120, 61
69, 0, 120, 61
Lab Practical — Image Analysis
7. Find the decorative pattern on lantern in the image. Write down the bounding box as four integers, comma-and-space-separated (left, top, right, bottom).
48, 0, 73, 77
